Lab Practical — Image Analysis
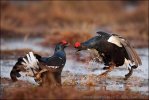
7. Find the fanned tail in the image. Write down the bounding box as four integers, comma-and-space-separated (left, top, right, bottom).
10, 52, 40, 81
21, 52, 39, 76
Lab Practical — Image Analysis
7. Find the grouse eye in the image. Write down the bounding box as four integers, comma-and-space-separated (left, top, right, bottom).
74, 42, 81, 48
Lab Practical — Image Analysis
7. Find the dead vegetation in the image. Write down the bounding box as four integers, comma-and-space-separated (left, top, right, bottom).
1, 77, 148, 99
41, 31, 92, 46
0, 49, 48, 59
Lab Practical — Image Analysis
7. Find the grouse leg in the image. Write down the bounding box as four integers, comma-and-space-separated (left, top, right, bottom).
99, 65, 114, 78
34, 69, 48, 83
124, 67, 133, 80
34, 64, 61, 84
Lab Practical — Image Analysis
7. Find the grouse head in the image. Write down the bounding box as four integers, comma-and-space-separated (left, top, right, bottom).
74, 42, 88, 52
74, 35, 103, 52
74, 31, 112, 52
55, 40, 69, 51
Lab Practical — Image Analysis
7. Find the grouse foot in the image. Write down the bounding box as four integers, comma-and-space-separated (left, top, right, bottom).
124, 68, 133, 80
34, 69, 48, 84
99, 65, 114, 78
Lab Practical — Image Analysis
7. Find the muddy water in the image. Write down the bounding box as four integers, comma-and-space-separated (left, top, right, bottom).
1, 38, 149, 95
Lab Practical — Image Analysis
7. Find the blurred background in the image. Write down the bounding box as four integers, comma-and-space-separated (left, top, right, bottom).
1, 1, 149, 99
1, 0, 148, 47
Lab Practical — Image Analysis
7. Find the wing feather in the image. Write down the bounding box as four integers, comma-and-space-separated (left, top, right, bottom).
112, 34, 142, 66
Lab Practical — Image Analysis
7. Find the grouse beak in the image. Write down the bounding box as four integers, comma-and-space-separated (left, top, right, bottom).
75, 45, 88, 53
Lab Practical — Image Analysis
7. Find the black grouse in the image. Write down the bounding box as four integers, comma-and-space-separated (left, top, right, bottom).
74, 31, 142, 80
10, 40, 69, 86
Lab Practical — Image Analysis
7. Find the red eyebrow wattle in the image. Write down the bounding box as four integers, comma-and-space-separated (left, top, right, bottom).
75, 42, 81, 47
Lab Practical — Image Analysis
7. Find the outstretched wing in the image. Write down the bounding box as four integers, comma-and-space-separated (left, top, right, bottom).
112, 34, 142, 66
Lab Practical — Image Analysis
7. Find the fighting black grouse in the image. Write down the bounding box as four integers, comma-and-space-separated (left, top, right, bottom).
10, 40, 69, 85
74, 31, 142, 80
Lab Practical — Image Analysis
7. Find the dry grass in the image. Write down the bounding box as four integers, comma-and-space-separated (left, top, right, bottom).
2, 85, 148, 99
1, 77, 148, 99
0, 49, 48, 59
41, 31, 92, 46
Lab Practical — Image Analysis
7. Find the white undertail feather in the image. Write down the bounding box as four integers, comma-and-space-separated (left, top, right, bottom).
124, 58, 135, 69
21, 52, 60, 77
22, 52, 39, 69
21, 52, 39, 76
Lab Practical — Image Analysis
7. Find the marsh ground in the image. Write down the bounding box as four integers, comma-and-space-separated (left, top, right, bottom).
1, 38, 149, 99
